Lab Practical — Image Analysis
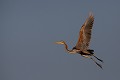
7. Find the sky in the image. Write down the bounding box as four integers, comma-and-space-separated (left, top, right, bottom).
0, 0, 120, 80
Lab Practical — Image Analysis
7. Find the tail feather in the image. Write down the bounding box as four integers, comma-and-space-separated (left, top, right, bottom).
87, 49, 94, 54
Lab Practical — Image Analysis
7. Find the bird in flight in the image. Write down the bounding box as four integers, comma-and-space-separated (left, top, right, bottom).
55, 13, 103, 69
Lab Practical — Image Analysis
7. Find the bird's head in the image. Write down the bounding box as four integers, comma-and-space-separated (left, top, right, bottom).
55, 40, 65, 45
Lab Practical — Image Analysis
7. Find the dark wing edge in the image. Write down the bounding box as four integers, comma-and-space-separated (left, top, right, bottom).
75, 13, 94, 50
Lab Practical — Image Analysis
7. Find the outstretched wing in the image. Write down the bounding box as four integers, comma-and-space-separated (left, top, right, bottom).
75, 13, 94, 50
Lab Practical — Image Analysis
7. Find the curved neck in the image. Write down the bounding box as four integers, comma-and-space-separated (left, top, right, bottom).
63, 42, 70, 52
63, 42, 79, 54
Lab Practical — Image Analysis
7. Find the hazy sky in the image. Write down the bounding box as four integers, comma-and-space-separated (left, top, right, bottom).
0, 0, 120, 80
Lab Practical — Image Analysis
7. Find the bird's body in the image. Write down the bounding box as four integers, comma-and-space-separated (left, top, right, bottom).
55, 13, 103, 69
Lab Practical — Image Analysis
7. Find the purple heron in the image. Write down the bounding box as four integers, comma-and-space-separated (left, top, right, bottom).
55, 13, 103, 69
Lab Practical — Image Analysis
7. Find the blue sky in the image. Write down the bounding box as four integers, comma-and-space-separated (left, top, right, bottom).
0, 0, 120, 80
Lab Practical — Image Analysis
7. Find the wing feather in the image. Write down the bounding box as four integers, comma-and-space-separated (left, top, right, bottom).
75, 13, 94, 50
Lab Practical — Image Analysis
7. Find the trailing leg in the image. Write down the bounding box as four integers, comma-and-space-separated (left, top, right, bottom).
93, 55, 103, 63
90, 57, 103, 69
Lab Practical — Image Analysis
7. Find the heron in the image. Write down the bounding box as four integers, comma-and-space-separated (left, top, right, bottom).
55, 13, 103, 69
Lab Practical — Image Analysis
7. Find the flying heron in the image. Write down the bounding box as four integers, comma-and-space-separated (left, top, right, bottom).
55, 13, 103, 69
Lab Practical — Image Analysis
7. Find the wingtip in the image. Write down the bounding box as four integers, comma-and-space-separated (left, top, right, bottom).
89, 12, 94, 17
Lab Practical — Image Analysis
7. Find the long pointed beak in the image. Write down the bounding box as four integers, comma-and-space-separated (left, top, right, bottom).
55, 41, 61, 44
